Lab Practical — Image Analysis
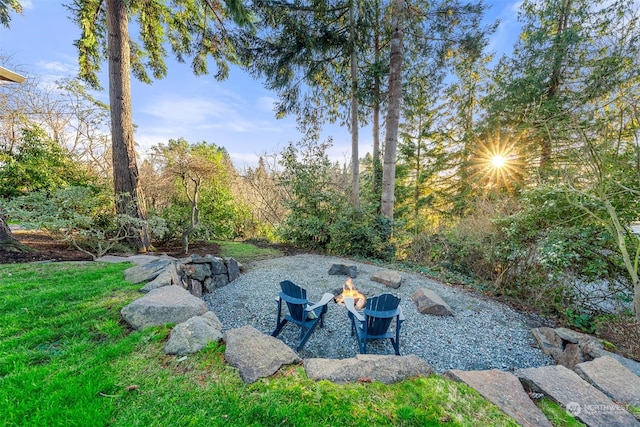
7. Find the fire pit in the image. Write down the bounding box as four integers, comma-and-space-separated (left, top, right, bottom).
334, 277, 366, 310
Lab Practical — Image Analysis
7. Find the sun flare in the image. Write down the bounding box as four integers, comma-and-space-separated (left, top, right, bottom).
490, 155, 507, 169
470, 135, 521, 192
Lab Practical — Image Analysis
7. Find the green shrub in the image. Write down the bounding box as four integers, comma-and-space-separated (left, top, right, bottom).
5, 186, 167, 258
327, 208, 395, 260
276, 139, 349, 251
405, 187, 632, 317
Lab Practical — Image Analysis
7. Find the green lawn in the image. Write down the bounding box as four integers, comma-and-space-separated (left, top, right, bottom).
213, 240, 283, 263
0, 256, 566, 426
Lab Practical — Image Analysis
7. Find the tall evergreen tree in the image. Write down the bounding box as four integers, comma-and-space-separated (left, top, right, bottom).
68, 0, 251, 251
0, 2, 26, 253
380, 0, 404, 219
486, 0, 590, 178
237, 0, 367, 206
380, 0, 490, 219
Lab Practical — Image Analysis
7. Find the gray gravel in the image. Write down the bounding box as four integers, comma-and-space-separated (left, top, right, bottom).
202, 254, 555, 373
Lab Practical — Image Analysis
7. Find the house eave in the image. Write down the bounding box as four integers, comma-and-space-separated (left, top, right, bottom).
0, 66, 25, 83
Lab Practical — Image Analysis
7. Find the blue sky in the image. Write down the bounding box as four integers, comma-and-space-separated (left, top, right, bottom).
0, 0, 521, 169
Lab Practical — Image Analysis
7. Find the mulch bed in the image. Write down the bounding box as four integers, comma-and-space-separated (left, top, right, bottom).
0, 231, 224, 264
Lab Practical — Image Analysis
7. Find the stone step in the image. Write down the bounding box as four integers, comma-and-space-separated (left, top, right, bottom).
575, 355, 640, 407
305, 354, 433, 384
445, 369, 552, 427
517, 364, 640, 427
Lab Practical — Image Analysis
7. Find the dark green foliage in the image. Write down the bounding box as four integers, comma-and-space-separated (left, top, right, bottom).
155, 187, 246, 243
565, 308, 595, 333
0, 0, 21, 28
0, 127, 91, 197
494, 186, 628, 286
327, 207, 395, 260
275, 138, 397, 259
68, 0, 253, 89
235, 0, 352, 120
406, 185, 635, 319
276, 139, 349, 250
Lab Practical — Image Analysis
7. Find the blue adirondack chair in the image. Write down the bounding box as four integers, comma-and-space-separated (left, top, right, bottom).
272, 280, 334, 351
344, 293, 404, 355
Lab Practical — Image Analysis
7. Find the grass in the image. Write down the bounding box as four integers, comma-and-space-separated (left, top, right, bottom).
213, 240, 283, 263
535, 398, 586, 426
0, 260, 525, 427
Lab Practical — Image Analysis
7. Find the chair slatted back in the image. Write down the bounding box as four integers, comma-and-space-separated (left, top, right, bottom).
280, 280, 308, 322
364, 293, 400, 336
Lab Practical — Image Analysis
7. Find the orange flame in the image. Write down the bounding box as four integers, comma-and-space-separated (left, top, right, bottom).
336, 277, 366, 309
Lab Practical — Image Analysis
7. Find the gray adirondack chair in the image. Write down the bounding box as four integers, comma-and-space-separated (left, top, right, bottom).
272, 280, 334, 351
344, 293, 404, 355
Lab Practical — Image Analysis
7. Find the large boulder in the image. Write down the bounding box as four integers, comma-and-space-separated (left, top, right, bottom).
531, 327, 589, 369
411, 288, 453, 316
183, 263, 211, 282
304, 354, 432, 384
371, 270, 402, 289
575, 355, 640, 407
517, 365, 639, 427
165, 311, 223, 356
445, 369, 552, 427
206, 255, 228, 275
224, 326, 301, 383
124, 258, 173, 284
140, 270, 172, 293
120, 285, 208, 330
328, 263, 358, 278
225, 257, 241, 282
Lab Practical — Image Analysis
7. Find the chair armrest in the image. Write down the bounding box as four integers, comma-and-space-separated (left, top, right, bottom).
306, 293, 335, 311
344, 297, 365, 322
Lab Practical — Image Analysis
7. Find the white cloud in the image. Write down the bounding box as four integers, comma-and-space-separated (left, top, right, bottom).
38, 60, 76, 74
139, 95, 295, 135
486, 1, 523, 58
141, 97, 230, 125
257, 96, 278, 113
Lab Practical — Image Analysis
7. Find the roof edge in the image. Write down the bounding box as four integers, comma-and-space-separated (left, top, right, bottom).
0, 66, 26, 83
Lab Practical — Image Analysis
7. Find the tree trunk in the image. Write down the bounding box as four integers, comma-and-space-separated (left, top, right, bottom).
634, 282, 640, 321
181, 178, 201, 254
372, 0, 382, 199
413, 116, 422, 236
0, 209, 32, 253
106, 0, 151, 252
540, 0, 572, 172
381, 0, 404, 219
350, 0, 360, 209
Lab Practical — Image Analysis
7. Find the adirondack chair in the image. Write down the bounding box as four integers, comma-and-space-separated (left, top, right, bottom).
272, 280, 334, 351
344, 293, 404, 355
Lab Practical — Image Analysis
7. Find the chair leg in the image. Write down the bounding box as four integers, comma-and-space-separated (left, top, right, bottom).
393, 316, 403, 355
272, 300, 287, 337
391, 338, 400, 356
272, 318, 287, 337
297, 321, 321, 351
348, 313, 356, 336
319, 306, 327, 328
